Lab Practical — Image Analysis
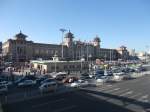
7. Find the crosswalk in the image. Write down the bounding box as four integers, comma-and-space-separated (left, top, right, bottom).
82, 84, 150, 104
81, 84, 150, 112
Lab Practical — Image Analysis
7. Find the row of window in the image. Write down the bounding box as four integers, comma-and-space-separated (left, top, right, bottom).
34, 49, 60, 55
51, 65, 88, 70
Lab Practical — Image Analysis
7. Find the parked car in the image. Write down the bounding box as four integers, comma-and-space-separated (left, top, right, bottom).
81, 73, 89, 77
24, 75, 37, 80
62, 76, 78, 83
70, 80, 89, 88
54, 73, 67, 81
96, 76, 109, 83
40, 78, 56, 85
0, 81, 13, 87
15, 75, 37, 85
0, 85, 8, 94
39, 81, 57, 93
113, 72, 125, 76
17, 80, 36, 87
80, 75, 91, 80
95, 70, 104, 76
0, 78, 7, 82
104, 70, 113, 76
14, 77, 25, 85
52, 72, 67, 78
36, 77, 47, 85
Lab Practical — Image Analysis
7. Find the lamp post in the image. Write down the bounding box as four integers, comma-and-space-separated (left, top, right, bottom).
86, 43, 89, 61
109, 49, 111, 63
104, 54, 107, 62
80, 56, 85, 73
145, 45, 149, 63
88, 54, 92, 73
60, 28, 67, 60
53, 53, 58, 73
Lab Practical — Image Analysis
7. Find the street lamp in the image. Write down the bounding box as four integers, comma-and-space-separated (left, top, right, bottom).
109, 49, 111, 63
86, 43, 89, 61
53, 53, 58, 73
60, 28, 67, 60
88, 54, 92, 73
104, 54, 107, 62
80, 56, 85, 73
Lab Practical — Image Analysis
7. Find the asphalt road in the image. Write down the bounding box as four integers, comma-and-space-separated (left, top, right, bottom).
80, 74, 150, 112
2, 74, 150, 112
2, 91, 134, 112
1, 74, 150, 112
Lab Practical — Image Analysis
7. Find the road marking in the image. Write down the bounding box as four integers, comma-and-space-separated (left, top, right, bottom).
141, 95, 149, 99
119, 91, 133, 96
129, 93, 142, 99
111, 89, 130, 95
104, 88, 120, 93
52, 105, 77, 112
138, 95, 149, 102
97, 86, 116, 91
32, 98, 65, 108
107, 84, 113, 87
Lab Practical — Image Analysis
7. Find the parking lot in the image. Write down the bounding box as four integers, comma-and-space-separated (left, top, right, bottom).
0, 63, 150, 112
1, 72, 150, 112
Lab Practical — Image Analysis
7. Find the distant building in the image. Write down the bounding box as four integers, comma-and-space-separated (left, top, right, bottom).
136, 52, 149, 60
129, 49, 136, 57
30, 56, 89, 73
2, 31, 130, 63
117, 46, 129, 60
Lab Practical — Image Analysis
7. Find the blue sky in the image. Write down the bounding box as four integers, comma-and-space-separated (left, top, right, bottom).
0, 0, 150, 52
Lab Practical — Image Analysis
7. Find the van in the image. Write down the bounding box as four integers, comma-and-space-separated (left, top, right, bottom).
39, 81, 57, 93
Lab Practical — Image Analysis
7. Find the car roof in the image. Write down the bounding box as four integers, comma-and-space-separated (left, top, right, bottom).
42, 81, 57, 85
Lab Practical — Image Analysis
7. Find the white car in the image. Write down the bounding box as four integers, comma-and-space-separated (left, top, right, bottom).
70, 82, 79, 88
96, 76, 109, 83
70, 80, 89, 88
52, 72, 67, 78
0, 85, 8, 93
18, 80, 36, 87
39, 81, 57, 93
113, 72, 125, 76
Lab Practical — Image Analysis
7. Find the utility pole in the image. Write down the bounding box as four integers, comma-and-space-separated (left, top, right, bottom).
104, 54, 107, 62
109, 49, 111, 63
86, 43, 89, 61
54, 52, 57, 73
60, 28, 67, 60
145, 45, 149, 63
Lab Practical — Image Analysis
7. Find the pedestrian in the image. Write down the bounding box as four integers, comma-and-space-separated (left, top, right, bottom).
43, 69, 45, 74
